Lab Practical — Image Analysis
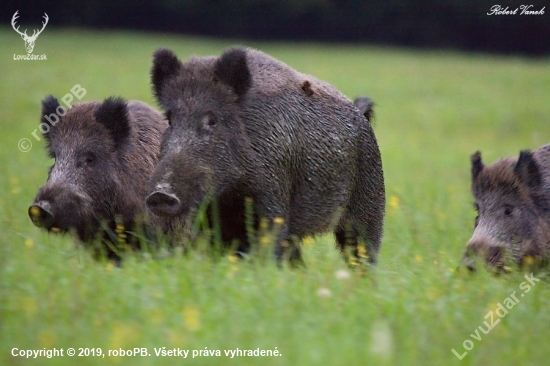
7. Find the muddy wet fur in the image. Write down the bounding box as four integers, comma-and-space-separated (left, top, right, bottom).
146, 46, 385, 267
464, 145, 550, 271
29, 96, 168, 260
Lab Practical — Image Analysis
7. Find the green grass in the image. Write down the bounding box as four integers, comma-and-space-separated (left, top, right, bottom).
1, 27, 550, 365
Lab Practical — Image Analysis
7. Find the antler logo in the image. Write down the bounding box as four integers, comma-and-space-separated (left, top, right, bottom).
11, 10, 49, 54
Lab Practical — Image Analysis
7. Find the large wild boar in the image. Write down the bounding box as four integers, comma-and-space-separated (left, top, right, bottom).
146, 46, 385, 266
29, 96, 168, 260
464, 146, 550, 270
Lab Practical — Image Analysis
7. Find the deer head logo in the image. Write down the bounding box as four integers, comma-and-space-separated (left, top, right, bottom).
12, 11, 49, 54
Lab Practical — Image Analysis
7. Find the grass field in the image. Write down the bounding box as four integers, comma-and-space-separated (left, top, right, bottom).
1, 27, 550, 365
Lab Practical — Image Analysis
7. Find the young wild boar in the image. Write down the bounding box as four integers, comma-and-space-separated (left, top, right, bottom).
463, 146, 550, 270
146, 46, 385, 266
29, 96, 168, 259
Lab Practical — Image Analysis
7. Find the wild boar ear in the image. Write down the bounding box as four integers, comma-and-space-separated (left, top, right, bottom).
515, 150, 542, 188
214, 47, 251, 98
151, 48, 182, 101
354, 96, 374, 122
41, 95, 60, 156
41, 95, 60, 135
471, 151, 484, 180
94, 97, 131, 149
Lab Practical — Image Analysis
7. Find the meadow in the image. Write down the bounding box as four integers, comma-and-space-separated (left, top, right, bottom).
1, 27, 550, 365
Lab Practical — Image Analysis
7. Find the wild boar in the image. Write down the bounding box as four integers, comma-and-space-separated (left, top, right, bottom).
464, 146, 550, 270
29, 96, 168, 260
146, 46, 385, 266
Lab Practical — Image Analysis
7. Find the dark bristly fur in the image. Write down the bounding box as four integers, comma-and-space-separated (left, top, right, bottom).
41, 95, 61, 156
470, 151, 484, 180
151, 49, 181, 100
93, 97, 131, 148
301, 80, 314, 96
41, 95, 61, 127
463, 145, 550, 271
213, 48, 251, 98
29, 96, 168, 260
515, 150, 543, 188
146, 45, 385, 266
353, 96, 374, 122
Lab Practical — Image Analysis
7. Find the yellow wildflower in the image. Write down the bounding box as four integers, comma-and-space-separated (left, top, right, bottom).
110, 322, 139, 350
389, 195, 400, 209
38, 329, 57, 348
182, 305, 201, 331
259, 235, 271, 246
303, 236, 314, 247
22, 297, 38, 315
105, 262, 114, 273
24, 238, 34, 248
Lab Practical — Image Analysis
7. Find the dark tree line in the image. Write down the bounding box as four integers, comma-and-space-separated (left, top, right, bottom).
3, 0, 549, 56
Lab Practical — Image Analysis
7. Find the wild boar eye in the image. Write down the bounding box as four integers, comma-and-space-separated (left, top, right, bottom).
82, 152, 97, 167
202, 113, 217, 130
503, 205, 513, 216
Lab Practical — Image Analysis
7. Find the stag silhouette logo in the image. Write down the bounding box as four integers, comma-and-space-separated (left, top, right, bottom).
12, 11, 48, 54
